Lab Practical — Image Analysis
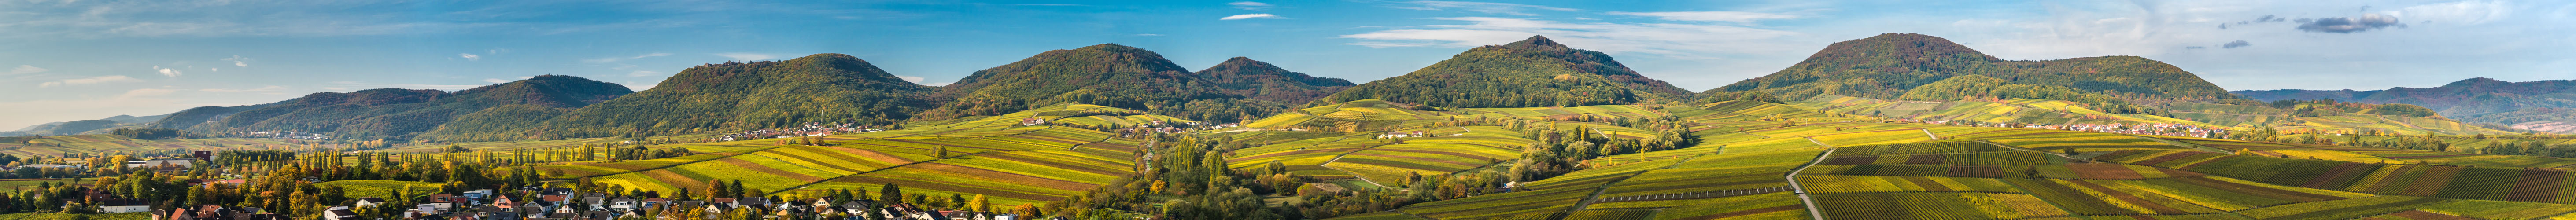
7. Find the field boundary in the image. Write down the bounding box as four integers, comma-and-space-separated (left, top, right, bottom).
1558, 157, 1694, 220
1785, 148, 1836, 220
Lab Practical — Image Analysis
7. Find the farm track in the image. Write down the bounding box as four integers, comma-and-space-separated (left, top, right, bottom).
1785, 147, 1835, 220
1320, 139, 1405, 189
2128, 136, 2233, 154
1556, 156, 1695, 220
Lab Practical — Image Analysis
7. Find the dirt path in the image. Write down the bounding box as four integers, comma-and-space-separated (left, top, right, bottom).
1785, 147, 1836, 220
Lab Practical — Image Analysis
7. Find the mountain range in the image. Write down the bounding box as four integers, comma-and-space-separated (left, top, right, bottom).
15, 33, 2561, 142
2236, 77, 2576, 133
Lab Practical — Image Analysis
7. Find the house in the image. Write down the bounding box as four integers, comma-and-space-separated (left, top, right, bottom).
100, 199, 151, 213
607, 197, 637, 210
354, 197, 388, 208
321, 209, 361, 220
995, 213, 1022, 220
493, 195, 519, 210
1020, 117, 1047, 126
639, 198, 671, 209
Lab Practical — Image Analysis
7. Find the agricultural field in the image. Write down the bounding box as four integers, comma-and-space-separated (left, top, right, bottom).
0, 134, 306, 157
316, 180, 445, 200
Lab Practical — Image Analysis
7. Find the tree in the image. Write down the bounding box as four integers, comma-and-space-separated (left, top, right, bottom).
878, 183, 904, 204
968, 194, 989, 213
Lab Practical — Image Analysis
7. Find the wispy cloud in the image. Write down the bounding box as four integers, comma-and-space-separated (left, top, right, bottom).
7, 65, 46, 75
329, 81, 483, 90
1230, 1, 1274, 11
2295, 14, 2405, 33
459, 53, 482, 61
199, 85, 287, 92
482, 78, 512, 83
37, 75, 141, 88
222, 55, 251, 67
1222, 14, 1286, 20
2222, 40, 2252, 48
1608, 11, 1801, 23
713, 52, 778, 61
583, 52, 673, 63
153, 66, 183, 77
1388, 1, 1575, 16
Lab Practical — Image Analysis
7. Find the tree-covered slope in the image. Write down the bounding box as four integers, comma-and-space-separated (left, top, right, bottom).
2233, 77, 2576, 133
523, 54, 937, 139
921, 44, 1275, 121
1712, 33, 2244, 104
1317, 36, 1694, 108
171, 75, 632, 140
1194, 57, 1355, 104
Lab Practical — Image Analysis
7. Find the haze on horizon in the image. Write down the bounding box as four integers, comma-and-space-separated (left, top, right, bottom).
2, 0, 2569, 129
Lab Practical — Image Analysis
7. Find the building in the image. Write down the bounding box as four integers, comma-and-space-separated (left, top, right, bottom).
1020, 117, 1047, 126
101, 199, 151, 213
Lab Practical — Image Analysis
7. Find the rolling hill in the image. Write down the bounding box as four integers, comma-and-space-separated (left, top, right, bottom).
2236, 77, 2576, 133
148, 75, 631, 141
1711, 33, 2247, 105
1317, 35, 1694, 108
1196, 56, 1356, 104
921, 44, 1302, 122
511, 54, 938, 140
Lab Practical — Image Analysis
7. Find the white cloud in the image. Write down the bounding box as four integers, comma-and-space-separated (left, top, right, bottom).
199, 85, 286, 92
153, 66, 182, 77
1230, 1, 1273, 11
713, 52, 777, 61
37, 75, 141, 88
1389, 1, 1576, 16
115, 88, 176, 98
1339, 17, 1804, 57
583, 52, 674, 63
459, 53, 481, 61
2395, 0, 2510, 25
896, 75, 926, 83
1221, 14, 1286, 20
1608, 11, 1801, 23
482, 78, 511, 83
627, 70, 664, 77
7, 65, 46, 74
209, 67, 217, 72
222, 55, 250, 67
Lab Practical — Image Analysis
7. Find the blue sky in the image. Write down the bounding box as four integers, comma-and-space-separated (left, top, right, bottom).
4, 0, 2572, 129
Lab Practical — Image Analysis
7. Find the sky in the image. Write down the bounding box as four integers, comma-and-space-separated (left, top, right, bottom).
3, 0, 2572, 129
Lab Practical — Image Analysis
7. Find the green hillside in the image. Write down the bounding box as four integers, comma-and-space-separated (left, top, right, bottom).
1712, 33, 2247, 105
2236, 77, 2576, 134
155, 75, 630, 141
1317, 36, 1694, 108
520, 54, 937, 140
1197, 56, 1355, 104
922, 44, 1277, 121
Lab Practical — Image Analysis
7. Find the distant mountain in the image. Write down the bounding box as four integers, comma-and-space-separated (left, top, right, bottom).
1318, 35, 1693, 107
1712, 33, 2245, 105
2235, 77, 2576, 133
1194, 57, 1355, 104
508, 54, 937, 140
920, 44, 1278, 121
161, 75, 631, 140
2, 114, 170, 136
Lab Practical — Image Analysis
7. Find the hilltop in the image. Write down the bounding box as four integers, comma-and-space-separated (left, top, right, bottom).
920, 44, 1293, 121
1195, 57, 1356, 104
1713, 33, 2246, 106
502, 54, 938, 141
1318, 36, 1694, 108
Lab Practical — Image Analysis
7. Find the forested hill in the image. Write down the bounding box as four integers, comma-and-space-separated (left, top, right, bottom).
918, 44, 1281, 121
1194, 57, 1355, 104
154, 75, 631, 140
2235, 77, 2576, 133
1316, 35, 1694, 108
495, 54, 939, 140
2234, 77, 2576, 115
1711, 33, 2246, 105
